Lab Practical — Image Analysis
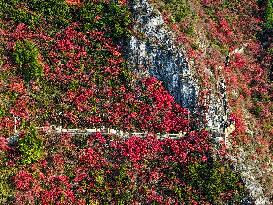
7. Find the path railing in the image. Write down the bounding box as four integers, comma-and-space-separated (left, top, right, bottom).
10, 116, 233, 146
36, 125, 187, 139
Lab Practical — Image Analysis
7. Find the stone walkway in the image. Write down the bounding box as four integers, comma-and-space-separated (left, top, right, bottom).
36, 125, 187, 139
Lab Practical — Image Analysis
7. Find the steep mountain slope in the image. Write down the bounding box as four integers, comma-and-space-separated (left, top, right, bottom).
0, 0, 272, 204
147, 0, 273, 203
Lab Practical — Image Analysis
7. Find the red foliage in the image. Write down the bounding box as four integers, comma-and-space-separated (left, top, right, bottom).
79, 147, 107, 168
0, 136, 10, 151
0, 1, 255, 203
9, 81, 26, 94
40, 175, 75, 205
14, 170, 33, 191
9, 96, 30, 120
66, 0, 81, 6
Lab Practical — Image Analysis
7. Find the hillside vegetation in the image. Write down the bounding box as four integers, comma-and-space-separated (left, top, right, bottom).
0, 0, 272, 204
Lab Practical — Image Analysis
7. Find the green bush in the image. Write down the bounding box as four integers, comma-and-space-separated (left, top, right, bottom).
162, 0, 192, 22
0, 167, 16, 204
186, 161, 246, 203
13, 40, 43, 82
28, 0, 72, 29
106, 2, 132, 39
18, 125, 44, 164
0, 1, 41, 29
1, 0, 132, 38
0, 0, 72, 31
69, 79, 80, 91
79, 1, 132, 40
0, 107, 5, 117
265, 0, 273, 29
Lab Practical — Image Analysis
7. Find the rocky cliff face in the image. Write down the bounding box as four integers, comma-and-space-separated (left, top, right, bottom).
125, 1, 270, 204
127, 0, 198, 111
126, 0, 229, 136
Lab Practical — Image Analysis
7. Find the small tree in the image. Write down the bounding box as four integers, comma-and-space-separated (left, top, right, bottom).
18, 125, 44, 164
13, 40, 43, 82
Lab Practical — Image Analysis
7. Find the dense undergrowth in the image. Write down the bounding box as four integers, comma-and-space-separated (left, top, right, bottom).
0, 0, 266, 204
151, 0, 273, 201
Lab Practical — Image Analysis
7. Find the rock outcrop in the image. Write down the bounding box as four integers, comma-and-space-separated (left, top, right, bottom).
126, 0, 228, 135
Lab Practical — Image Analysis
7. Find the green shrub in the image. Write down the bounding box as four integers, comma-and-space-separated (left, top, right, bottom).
0, 148, 15, 203
263, 121, 273, 132
69, 79, 80, 91
162, 159, 247, 204
28, 0, 72, 29
0, 107, 5, 117
10, 8, 30, 23
182, 24, 195, 37
79, 1, 104, 29
162, 0, 192, 22
13, 9, 41, 29
13, 40, 43, 82
1, 0, 72, 31
79, 1, 132, 40
1, 0, 132, 38
185, 161, 246, 203
265, 0, 273, 29
0, 1, 41, 29
0, 167, 16, 204
18, 125, 44, 164
106, 2, 132, 39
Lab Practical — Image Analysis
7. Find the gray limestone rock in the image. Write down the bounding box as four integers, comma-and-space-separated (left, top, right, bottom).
126, 0, 199, 114
126, 0, 228, 134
